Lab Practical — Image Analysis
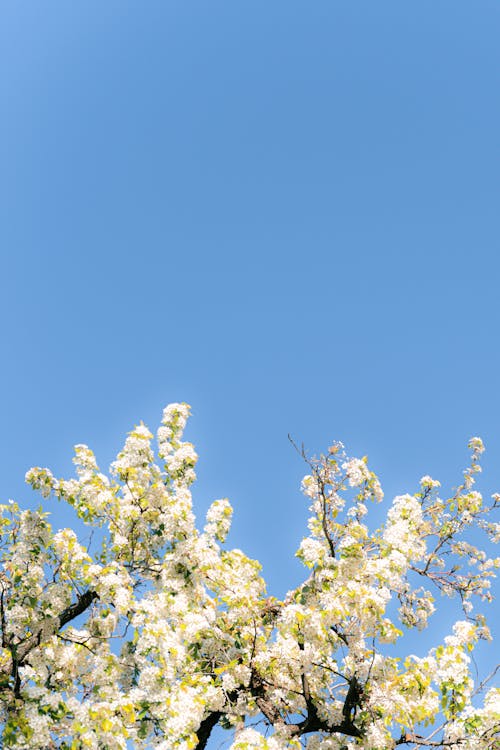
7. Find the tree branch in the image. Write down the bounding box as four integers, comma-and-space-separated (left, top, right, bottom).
249, 658, 362, 741
194, 711, 222, 750
2, 590, 99, 680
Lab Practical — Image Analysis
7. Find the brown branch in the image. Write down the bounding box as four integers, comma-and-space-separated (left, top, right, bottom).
395, 732, 464, 747
284, 708, 362, 739
342, 676, 363, 724
250, 669, 282, 725
286, 663, 363, 739
287, 436, 341, 558
194, 711, 222, 750
249, 658, 362, 740
2, 590, 98, 682
0, 583, 7, 648
57, 589, 98, 630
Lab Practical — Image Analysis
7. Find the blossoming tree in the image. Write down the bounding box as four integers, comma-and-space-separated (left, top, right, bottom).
1, 404, 499, 749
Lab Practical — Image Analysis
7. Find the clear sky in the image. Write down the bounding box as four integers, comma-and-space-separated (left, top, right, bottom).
1, 1, 499, 743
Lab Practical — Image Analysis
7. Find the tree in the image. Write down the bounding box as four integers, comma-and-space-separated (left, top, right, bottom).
1, 403, 499, 750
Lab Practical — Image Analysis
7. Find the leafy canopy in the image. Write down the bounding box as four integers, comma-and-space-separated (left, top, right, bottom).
1, 404, 499, 749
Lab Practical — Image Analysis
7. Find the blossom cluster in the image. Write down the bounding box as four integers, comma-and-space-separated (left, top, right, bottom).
0, 404, 496, 750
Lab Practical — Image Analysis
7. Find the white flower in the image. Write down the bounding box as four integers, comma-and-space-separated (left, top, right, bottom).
468, 436, 485, 454
297, 537, 326, 567
204, 498, 233, 542
420, 475, 441, 489
342, 458, 370, 487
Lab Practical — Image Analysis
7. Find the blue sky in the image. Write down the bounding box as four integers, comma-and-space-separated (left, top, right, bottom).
1, 0, 499, 741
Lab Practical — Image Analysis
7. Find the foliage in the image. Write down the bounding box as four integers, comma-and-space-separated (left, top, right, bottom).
0, 404, 499, 749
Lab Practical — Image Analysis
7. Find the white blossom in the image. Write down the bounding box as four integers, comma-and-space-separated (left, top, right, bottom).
1, 406, 496, 750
